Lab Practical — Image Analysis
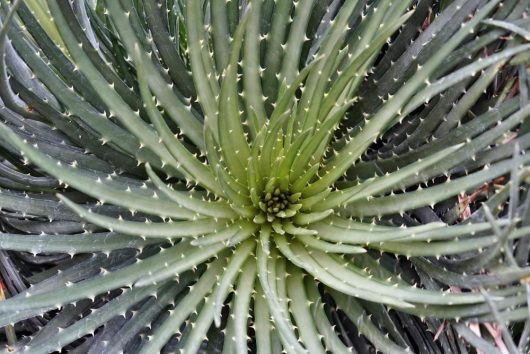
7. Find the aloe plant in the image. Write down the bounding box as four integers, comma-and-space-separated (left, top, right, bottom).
0, 0, 530, 352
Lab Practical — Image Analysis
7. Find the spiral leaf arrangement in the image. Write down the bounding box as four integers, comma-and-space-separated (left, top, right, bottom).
0, 0, 530, 353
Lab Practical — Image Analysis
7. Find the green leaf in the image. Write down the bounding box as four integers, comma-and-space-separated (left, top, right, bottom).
254, 283, 273, 354
286, 265, 326, 354
280, 0, 316, 86
143, 0, 195, 97
0, 123, 196, 219
58, 195, 229, 238
256, 245, 307, 354
0, 232, 152, 253
217, 10, 251, 182
0, 242, 194, 313
276, 236, 412, 308
296, 235, 366, 254
330, 289, 410, 354
138, 257, 226, 354
314, 143, 463, 210
146, 164, 234, 218
242, 0, 266, 136
233, 260, 257, 354
305, 279, 352, 354
104, 0, 205, 148
212, 240, 256, 327
191, 220, 258, 247
314, 0, 503, 194
342, 150, 530, 217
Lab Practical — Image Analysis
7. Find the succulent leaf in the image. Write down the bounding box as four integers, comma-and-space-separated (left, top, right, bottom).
0, 0, 529, 353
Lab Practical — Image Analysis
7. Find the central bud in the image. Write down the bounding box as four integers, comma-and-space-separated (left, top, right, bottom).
260, 188, 296, 221
251, 177, 305, 235
252, 180, 303, 232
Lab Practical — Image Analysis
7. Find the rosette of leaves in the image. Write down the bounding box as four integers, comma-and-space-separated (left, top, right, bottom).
0, 0, 530, 353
